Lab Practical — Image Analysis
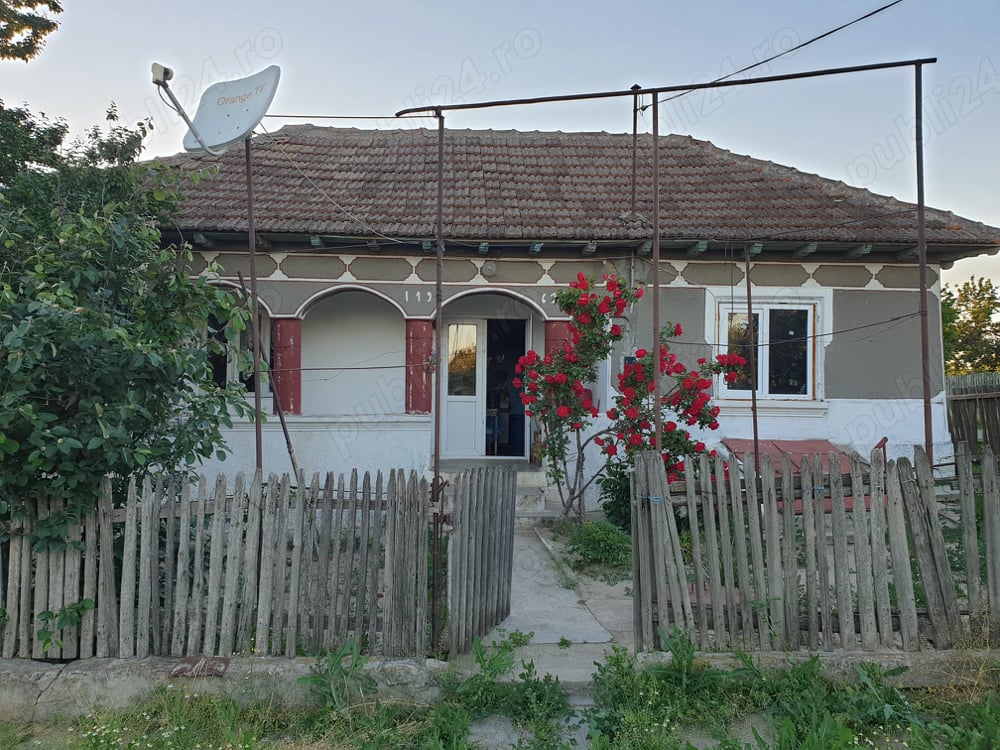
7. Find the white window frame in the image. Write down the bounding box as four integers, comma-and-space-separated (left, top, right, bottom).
706, 287, 831, 404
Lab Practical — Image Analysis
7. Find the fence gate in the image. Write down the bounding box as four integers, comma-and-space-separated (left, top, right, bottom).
444, 465, 518, 656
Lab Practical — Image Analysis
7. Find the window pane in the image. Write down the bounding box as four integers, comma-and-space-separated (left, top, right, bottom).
768, 309, 808, 395
448, 324, 477, 396
726, 312, 758, 391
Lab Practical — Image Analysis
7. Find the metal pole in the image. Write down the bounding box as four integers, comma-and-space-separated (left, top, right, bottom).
744, 248, 761, 473
431, 110, 445, 648
238, 272, 299, 478
630, 84, 641, 216
245, 137, 264, 471
396, 57, 936, 118
915, 63, 933, 462
651, 98, 663, 453
433, 110, 445, 499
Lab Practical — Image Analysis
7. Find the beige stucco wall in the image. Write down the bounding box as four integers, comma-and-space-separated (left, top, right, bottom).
825, 289, 943, 399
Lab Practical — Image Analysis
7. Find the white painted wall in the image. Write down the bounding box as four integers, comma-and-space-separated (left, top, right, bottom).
198, 416, 432, 478
300, 291, 406, 416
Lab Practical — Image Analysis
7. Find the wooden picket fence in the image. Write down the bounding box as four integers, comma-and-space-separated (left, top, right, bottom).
446, 465, 518, 656
947, 372, 1000, 453
632, 445, 1000, 653
0, 469, 430, 660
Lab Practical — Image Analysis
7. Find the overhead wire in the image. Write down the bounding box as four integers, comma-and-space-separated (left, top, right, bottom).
644, 0, 907, 110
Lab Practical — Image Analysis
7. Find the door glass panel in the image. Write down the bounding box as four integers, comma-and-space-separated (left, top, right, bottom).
726, 312, 758, 391
447, 323, 477, 396
768, 309, 808, 395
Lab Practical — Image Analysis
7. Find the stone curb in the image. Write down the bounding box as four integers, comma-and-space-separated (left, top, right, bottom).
0, 656, 448, 723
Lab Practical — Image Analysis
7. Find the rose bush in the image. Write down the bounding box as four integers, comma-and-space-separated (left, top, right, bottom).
515, 273, 744, 519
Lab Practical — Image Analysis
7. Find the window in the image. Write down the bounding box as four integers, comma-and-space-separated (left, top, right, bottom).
207, 313, 271, 394
447, 323, 478, 397
719, 303, 815, 400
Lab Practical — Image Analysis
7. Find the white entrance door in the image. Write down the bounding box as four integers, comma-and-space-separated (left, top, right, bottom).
443, 320, 486, 456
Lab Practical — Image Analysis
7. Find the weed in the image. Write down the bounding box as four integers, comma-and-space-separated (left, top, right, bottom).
0, 723, 31, 749
36, 598, 95, 653
558, 637, 572, 649
449, 635, 571, 748
72, 685, 285, 749
298, 637, 376, 712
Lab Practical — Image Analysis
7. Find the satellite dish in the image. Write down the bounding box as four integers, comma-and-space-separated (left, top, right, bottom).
182, 65, 281, 154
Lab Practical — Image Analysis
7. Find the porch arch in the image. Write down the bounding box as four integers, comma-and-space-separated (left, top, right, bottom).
300, 289, 406, 417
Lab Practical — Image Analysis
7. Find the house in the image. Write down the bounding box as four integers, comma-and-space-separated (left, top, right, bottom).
162, 125, 1000, 476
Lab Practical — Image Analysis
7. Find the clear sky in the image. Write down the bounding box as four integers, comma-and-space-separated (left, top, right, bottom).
3, 0, 998, 285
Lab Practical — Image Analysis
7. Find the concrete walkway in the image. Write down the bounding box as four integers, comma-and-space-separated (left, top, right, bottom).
455, 528, 633, 690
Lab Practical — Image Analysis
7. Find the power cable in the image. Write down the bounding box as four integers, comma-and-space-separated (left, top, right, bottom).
644, 0, 907, 110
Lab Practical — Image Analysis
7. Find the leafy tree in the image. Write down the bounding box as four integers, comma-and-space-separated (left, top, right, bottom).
514, 273, 743, 519
0, 0, 62, 61
942, 276, 1000, 375
0, 103, 67, 185
0, 109, 252, 544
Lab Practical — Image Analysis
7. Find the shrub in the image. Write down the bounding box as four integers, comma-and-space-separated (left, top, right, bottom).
566, 520, 631, 568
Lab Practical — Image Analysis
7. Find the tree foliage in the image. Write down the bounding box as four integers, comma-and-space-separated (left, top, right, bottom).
0, 108, 252, 541
942, 276, 1000, 375
0, 0, 61, 61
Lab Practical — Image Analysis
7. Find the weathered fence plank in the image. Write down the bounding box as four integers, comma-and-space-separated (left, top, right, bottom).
633, 465, 655, 651
728, 457, 753, 650
800, 454, 819, 651
219, 473, 247, 657
160, 479, 177, 653
367, 471, 385, 653
237, 471, 263, 652
898, 456, 951, 649
187, 477, 208, 656
886, 460, 920, 651
851, 455, 878, 651
284, 470, 307, 658
118, 482, 137, 658
914, 448, 963, 646
868, 451, 895, 647
96, 478, 116, 657
829, 457, 856, 649
202, 475, 228, 655
955, 445, 985, 615
743, 453, 770, 651
984, 451, 1000, 633
780, 455, 799, 651
761, 455, 784, 648
80, 504, 98, 659
685, 466, 709, 649
649, 458, 677, 636
717, 457, 739, 644
701, 453, 727, 649
171, 481, 192, 657
254, 474, 279, 656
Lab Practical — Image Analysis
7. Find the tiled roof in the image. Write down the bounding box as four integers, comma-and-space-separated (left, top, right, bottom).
162, 125, 1000, 248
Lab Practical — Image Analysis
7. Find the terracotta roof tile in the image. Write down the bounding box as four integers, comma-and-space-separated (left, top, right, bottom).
161, 125, 1000, 247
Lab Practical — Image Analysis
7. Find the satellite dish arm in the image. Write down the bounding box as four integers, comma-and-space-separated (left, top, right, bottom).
153, 72, 229, 157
